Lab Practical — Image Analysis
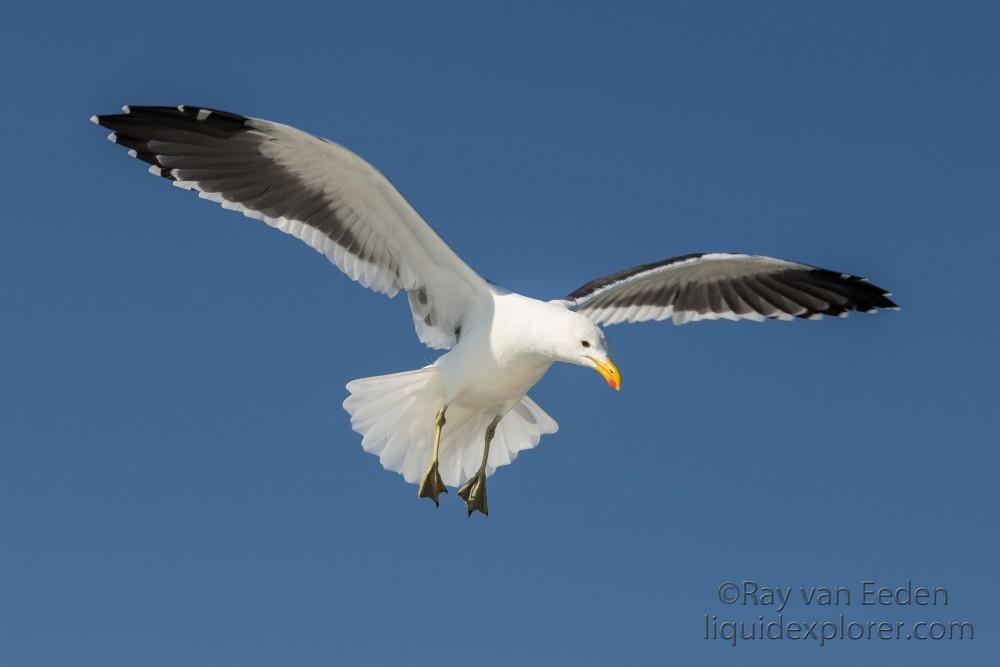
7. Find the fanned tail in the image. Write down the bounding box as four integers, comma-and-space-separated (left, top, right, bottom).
343, 368, 558, 487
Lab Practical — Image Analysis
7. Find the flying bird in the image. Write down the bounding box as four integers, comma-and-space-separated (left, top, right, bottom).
92, 105, 898, 516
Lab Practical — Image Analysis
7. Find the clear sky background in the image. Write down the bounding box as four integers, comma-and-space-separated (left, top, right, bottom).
1, 1, 997, 665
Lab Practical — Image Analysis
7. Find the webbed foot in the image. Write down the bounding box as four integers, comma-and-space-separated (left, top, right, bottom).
458, 471, 488, 516
417, 462, 447, 506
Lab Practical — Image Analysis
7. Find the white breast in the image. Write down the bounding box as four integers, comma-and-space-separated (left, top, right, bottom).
435, 291, 554, 409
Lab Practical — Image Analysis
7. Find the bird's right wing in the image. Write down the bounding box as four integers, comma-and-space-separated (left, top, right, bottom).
93, 105, 491, 349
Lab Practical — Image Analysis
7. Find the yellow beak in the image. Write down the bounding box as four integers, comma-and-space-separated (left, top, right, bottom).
587, 355, 621, 391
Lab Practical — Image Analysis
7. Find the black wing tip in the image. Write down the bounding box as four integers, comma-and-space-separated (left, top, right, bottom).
99, 103, 248, 124
91, 104, 249, 138
92, 104, 253, 182
796, 268, 899, 316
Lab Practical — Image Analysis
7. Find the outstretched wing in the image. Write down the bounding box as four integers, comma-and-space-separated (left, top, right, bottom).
92, 105, 490, 349
564, 252, 897, 326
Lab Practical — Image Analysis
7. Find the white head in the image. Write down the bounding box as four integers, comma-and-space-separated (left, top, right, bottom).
535, 307, 621, 390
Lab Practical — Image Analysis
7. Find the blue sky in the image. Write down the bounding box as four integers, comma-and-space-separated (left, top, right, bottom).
1, 1, 997, 665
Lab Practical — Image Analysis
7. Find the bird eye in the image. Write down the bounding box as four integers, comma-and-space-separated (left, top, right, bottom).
581, 340, 591, 347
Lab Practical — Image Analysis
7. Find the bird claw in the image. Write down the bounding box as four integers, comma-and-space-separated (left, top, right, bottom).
417, 462, 447, 507
458, 472, 488, 516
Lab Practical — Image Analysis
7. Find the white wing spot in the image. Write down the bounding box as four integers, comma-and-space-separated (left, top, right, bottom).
196, 109, 212, 121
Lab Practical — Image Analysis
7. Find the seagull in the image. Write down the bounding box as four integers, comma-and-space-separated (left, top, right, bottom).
92, 105, 898, 516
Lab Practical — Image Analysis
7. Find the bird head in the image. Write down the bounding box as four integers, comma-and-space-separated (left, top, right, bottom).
550, 314, 621, 391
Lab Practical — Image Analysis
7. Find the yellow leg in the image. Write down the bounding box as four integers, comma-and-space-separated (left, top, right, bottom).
458, 415, 501, 516
417, 407, 448, 506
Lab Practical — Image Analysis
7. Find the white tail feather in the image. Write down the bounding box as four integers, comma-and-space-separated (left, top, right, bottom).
343, 367, 558, 487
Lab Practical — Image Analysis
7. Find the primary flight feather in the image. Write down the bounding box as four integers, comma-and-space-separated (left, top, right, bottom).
92, 105, 897, 516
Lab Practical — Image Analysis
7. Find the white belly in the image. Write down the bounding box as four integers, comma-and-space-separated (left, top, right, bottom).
432, 289, 569, 410
435, 334, 551, 409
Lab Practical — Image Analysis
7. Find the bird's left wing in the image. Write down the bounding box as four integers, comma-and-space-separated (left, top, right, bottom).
563, 252, 897, 326
93, 105, 491, 349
